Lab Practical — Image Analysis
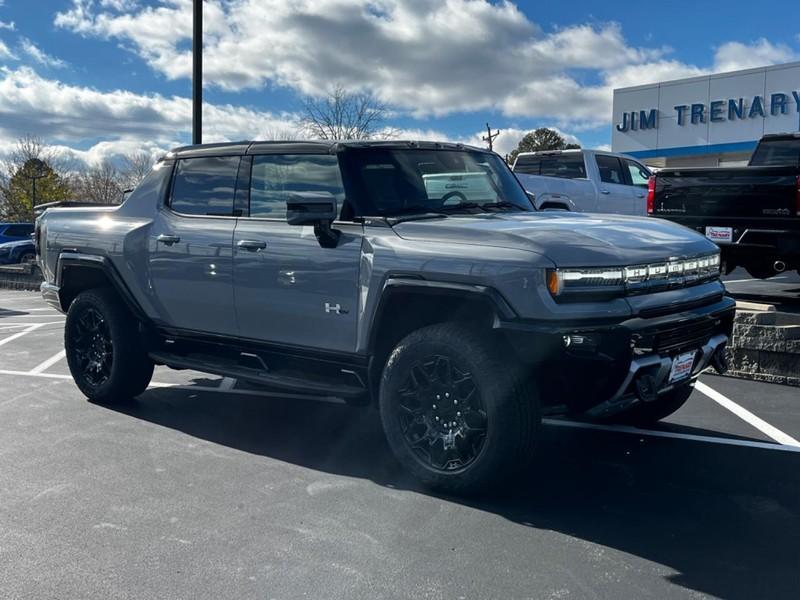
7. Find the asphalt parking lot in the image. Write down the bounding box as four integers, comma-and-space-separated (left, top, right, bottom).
1, 289, 798, 599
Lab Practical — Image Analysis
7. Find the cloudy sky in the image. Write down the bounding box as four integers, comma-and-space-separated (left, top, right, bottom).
0, 0, 798, 164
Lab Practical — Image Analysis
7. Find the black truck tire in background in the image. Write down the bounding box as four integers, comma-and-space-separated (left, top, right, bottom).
65, 288, 154, 404
379, 322, 540, 495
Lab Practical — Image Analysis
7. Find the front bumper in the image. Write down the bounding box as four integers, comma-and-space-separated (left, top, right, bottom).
498, 294, 735, 416
40, 281, 63, 313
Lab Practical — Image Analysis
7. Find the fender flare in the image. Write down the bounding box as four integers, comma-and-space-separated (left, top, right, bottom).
56, 252, 150, 322
366, 276, 517, 354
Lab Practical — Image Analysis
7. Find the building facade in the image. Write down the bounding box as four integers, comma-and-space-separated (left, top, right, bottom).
611, 61, 800, 168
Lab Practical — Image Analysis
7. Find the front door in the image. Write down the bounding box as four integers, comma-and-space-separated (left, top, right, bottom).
594, 154, 636, 215
232, 153, 361, 352
147, 155, 240, 336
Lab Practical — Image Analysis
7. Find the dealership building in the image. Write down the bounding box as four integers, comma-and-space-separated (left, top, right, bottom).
611, 61, 800, 168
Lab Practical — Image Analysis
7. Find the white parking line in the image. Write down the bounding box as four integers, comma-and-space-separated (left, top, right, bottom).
29, 350, 67, 374
543, 419, 800, 454
695, 381, 800, 446
0, 323, 46, 347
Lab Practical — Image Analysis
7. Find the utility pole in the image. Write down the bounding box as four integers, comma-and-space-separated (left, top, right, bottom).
192, 0, 203, 145
482, 122, 500, 152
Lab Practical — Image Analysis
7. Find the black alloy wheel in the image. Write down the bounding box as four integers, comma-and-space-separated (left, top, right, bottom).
72, 307, 113, 387
396, 354, 488, 472
379, 322, 540, 495
65, 288, 154, 404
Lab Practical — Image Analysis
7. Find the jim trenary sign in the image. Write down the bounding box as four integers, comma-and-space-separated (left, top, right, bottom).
616, 91, 800, 131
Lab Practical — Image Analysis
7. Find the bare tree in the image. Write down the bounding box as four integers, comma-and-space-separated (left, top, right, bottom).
301, 85, 390, 140
76, 160, 124, 204
119, 152, 156, 191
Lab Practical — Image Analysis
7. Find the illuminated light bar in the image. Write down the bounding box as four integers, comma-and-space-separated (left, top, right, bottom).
549, 252, 721, 299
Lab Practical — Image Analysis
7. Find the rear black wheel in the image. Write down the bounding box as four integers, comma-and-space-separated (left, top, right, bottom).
65, 288, 154, 404
610, 384, 694, 427
18, 251, 36, 264
745, 262, 776, 280
379, 323, 539, 495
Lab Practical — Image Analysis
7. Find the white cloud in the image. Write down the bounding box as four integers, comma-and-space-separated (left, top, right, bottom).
54, 0, 666, 125
0, 20, 15, 31
0, 66, 301, 165
0, 39, 14, 61
713, 39, 798, 73
20, 38, 68, 69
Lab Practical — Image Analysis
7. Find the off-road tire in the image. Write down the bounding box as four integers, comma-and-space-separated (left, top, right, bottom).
611, 384, 694, 427
65, 288, 154, 404
379, 322, 539, 495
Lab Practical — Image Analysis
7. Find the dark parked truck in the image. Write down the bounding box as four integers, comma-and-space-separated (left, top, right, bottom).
36, 141, 733, 494
648, 133, 800, 279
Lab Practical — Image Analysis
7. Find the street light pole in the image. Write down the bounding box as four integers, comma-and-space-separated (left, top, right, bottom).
192, 0, 203, 145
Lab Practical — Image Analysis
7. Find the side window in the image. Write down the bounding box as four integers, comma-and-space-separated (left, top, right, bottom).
170, 156, 240, 216
249, 154, 344, 220
624, 159, 651, 187
595, 155, 625, 185
3, 224, 34, 237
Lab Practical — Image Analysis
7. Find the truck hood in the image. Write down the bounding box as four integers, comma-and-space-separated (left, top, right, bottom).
392, 212, 717, 267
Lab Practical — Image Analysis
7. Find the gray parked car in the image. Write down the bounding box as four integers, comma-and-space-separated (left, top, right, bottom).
36, 141, 733, 494
512, 149, 652, 215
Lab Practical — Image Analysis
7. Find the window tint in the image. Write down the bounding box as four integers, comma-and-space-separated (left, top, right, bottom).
249, 154, 344, 219
3, 224, 34, 237
170, 156, 240, 216
595, 155, 626, 185
514, 154, 586, 179
624, 159, 650, 187
749, 138, 800, 166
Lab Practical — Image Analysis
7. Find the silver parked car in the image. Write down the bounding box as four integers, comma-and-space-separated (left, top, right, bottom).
512, 149, 652, 215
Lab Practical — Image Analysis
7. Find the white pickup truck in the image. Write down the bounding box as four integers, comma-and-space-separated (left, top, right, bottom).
512, 149, 652, 215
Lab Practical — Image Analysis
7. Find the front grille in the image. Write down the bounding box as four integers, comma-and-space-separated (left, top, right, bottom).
633, 317, 722, 356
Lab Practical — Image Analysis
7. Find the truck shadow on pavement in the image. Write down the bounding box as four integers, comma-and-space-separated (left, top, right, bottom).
109, 385, 800, 600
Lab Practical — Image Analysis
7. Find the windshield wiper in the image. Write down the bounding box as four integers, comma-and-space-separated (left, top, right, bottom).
383, 205, 449, 224
479, 201, 524, 211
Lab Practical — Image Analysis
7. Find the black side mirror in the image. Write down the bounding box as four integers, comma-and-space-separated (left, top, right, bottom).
286, 191, 340, 248
286, 191, 337, 226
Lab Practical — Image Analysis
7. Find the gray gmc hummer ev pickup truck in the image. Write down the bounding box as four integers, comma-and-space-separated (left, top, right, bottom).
36, 141, 734, 494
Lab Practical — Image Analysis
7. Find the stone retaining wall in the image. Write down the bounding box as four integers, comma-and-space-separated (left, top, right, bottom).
0, 263, 44, 292
727, 307, 800, 387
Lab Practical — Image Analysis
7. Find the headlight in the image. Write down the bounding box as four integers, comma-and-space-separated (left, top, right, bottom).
547, 252, 720, 300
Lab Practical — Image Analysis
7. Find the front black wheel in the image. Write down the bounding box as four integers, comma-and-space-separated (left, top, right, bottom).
610, 384, 694, 427
65, 288, 154, 404
379, 323, 539, 495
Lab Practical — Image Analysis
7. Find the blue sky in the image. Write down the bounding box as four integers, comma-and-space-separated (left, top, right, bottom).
0, 0, 798, 163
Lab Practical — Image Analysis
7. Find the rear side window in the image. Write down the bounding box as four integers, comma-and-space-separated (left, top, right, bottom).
514, 154, 586, 179
2, 224, 34, 237
170, 156, 240, 216
623, 159, 650, 187
249, 154, 344, 219
596, 155, 626, 185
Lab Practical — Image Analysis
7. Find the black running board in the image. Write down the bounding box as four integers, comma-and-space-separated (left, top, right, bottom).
149, 351, 366, 399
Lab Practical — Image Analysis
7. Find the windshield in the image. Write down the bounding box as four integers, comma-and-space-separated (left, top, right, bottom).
748, 138, 800, 166
341, 148, 533, 217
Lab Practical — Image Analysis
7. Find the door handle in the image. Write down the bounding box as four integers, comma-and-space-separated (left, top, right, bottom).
600, 190, 610, 195
636, 193, 645, 198
237, 239, 267, 251
157, 234, 180, 246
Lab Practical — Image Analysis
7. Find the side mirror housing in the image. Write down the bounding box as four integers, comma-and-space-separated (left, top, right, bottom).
286, 191, 340, 248
286, 191, 338, 226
